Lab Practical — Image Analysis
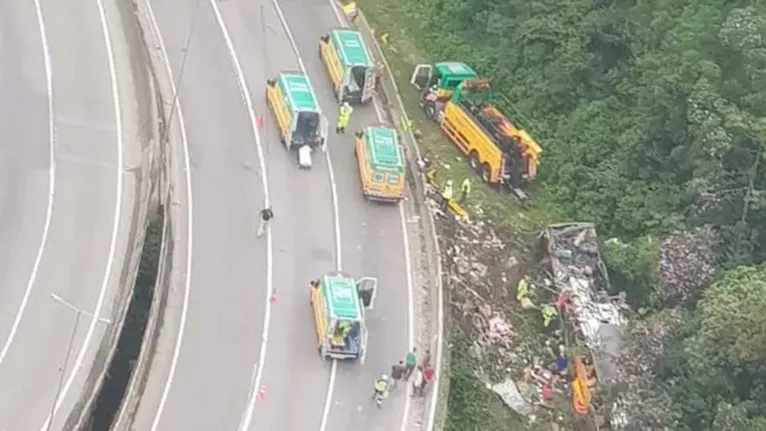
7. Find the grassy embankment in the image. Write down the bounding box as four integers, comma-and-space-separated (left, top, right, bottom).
354, 0, 563, 429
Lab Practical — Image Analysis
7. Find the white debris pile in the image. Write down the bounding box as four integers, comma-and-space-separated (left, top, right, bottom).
441, 212, 530, 379
541, 222, 632, 428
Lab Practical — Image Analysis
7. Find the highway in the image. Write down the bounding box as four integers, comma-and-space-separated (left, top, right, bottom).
0, 0, 143, 429
131, 0, 416, 429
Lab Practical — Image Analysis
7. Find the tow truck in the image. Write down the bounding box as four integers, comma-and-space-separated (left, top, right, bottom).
410, 62, 542, 200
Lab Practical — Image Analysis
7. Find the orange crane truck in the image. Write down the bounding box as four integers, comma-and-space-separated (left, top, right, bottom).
410, 62, 541, 200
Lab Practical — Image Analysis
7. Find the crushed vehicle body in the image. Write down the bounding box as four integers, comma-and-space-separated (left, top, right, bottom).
541, 222, 629, 428
319, 28, 376, 104
354, 126, 406, 202
266, 72, 328, 168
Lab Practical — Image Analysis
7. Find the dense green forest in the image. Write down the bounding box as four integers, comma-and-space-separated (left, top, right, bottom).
370, 0, 766, 429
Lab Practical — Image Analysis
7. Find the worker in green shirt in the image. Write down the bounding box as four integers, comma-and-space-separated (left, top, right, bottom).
404, 348, 417, 380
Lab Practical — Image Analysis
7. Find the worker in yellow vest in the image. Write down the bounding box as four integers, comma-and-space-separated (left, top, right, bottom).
336, 102, 353, 134
541, 305, 558, 327
440, 180, 453, 211
516, 276, 535, 309
458, 177, 472, 204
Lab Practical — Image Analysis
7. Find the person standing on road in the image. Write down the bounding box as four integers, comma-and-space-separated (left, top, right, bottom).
421, 349, 432, 368
404, 347, 417, 380
257, 207, 274, 238
411, 366, 424, 394
418, 365, 435, 396
390, 360, 405, 389
336, 102, 353, 134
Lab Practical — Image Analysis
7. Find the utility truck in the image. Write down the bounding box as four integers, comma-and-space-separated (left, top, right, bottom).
266, 72, 328, 168
411, 62, 542, 199
354, 126, 406, 202
319, 29, 377, 105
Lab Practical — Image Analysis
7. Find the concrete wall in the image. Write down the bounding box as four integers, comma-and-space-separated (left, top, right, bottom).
62, 0, 162, 428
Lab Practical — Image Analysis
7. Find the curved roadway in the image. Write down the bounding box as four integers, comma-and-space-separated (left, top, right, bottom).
0, 0, 141, 429
131, 0, 415, 430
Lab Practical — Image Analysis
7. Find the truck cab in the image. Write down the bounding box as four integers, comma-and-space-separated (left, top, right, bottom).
411, 62, 478, 96
319, 29, 376, 104
266, 72, 328, 168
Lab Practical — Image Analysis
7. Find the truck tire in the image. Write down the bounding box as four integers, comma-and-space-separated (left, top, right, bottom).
481, 163, 492, 183
468, 151, 481, 171
424, 101, 438, 121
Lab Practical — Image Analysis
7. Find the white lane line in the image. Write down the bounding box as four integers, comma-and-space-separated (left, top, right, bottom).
265, 0, 343, 274
39, 0, 124, 427
202, 3, 276, 431
318, 361, 338, 431
143, 0, 195, 430
325, 2, 416, 429
255, 2, 346, 430
0, 0, 58, 370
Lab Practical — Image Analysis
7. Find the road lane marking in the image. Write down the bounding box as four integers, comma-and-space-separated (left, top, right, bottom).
0, 0, 58, 370
142, 0, 195, 430
327, 3, 445, 428
49, 293, 112, 324
39, 0, 125, 427
203, 2, 279, 431
264, 0, 343, 275
324, 1, 417, 428
319, 361, 338, 431
247, 2, 346, 430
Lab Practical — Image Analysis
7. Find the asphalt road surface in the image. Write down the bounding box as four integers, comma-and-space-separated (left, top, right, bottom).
0, 0, 141, 429
252, 1, 414, 430
132, 0, 414, 430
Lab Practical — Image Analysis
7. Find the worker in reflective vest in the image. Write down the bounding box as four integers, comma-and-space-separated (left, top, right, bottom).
440, 180, 453, 211
459, 177, 472, 204
541, 305, 558, 327
336, 102, 353, 134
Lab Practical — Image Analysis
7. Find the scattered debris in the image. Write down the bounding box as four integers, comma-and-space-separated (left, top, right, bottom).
659, 228, 716, 302
541, 223, 632, 429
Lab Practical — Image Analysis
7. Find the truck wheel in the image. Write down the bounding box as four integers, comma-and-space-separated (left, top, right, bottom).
468, 151, 480, 171
424, 102, 437, 120
481, 163, 492, 183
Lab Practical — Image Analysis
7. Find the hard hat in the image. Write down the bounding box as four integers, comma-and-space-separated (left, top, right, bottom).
343, 101, 350, 108
380, 374, 388, 380
446, 180, 453, 186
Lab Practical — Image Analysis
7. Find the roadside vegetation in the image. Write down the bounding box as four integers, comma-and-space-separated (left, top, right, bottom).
355, 0, 766, 429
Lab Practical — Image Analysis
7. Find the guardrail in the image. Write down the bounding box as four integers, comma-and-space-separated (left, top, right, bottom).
337, 4, 449, 429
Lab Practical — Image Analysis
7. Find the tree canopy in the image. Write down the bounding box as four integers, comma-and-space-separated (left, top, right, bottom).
384, 0, 766, 429
407, 0, 765, 268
